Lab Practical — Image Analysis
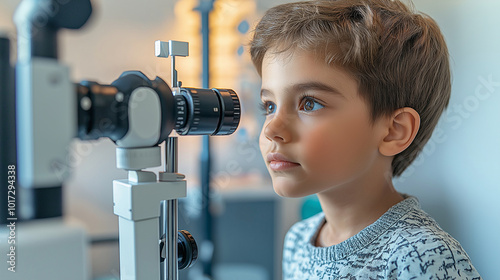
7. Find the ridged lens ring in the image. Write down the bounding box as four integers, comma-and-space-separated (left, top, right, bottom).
174, 87, 240, 136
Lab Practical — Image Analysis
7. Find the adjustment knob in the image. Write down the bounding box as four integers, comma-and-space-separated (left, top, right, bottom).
160, 230, 198, 270
177, 230, 198, 270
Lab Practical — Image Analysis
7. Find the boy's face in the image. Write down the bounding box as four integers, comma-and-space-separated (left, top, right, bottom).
259, 49, 388, 198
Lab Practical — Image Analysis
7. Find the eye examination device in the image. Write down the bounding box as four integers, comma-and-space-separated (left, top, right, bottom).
0, 0, 240, 279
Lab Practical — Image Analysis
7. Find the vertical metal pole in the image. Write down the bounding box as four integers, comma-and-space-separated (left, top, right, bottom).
160, 198, 166, 280
171, 56, 178, 88
160, 194, 165, 279
166, 198, 178, 280
166, 137, 178, 172
161, 137, 179, 280
199, 1, 215, 278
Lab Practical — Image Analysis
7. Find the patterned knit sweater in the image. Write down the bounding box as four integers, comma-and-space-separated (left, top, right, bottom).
283, 196, 482, 279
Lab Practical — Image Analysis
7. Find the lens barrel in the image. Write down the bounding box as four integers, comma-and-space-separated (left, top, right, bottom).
77, 72, 240, 142
174, 88, 240, 136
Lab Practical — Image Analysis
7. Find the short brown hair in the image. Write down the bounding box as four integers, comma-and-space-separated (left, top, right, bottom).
250, 0, 451, 177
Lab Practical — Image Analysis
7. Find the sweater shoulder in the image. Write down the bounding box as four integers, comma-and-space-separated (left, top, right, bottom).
386, 208, 481, 279
391, 207, 456, 242
388, 208, 462, 251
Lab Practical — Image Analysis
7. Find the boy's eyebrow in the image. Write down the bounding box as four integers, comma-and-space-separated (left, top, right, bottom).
260, 81, 346, 99
289, 82, 346, 98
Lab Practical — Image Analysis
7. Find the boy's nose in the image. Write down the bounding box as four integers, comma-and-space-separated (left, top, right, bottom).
263, 113, 292, 143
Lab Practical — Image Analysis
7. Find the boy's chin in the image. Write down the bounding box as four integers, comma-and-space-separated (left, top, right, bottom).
272, 178, 311, 198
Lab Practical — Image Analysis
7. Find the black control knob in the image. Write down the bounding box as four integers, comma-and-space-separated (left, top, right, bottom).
177, 230, 198, 270
160, 230, 198, 270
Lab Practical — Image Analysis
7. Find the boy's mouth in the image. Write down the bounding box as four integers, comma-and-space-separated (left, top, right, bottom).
266, 153, 301, 171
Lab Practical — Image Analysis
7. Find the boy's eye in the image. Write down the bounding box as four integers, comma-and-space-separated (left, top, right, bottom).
300, 96, 324, 112
260, 101, 276, 115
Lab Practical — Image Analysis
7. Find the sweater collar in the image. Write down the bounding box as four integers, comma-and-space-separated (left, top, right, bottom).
306, 195, 419, 261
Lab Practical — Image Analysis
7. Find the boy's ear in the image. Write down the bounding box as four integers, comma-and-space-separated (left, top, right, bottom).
379, 107, 420, 157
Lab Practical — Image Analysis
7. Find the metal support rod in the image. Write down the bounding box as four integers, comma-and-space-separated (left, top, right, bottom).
166, 137, 178, 173
161, 136, 179, 280
171, 56, 178, 88
166, 199, 178, 280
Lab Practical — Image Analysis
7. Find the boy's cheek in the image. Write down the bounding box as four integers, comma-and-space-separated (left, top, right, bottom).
302, 126, 364, 173
302, 130, 341, 167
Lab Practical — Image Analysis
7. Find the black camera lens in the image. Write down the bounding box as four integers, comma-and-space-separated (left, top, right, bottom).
174, 87, 240, 136
76, 81, 129, 141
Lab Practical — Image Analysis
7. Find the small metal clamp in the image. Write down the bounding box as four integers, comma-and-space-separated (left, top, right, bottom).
155, 40, 189, 88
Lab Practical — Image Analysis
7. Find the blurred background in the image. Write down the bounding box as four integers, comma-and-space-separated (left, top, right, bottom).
0, 0, 498, 279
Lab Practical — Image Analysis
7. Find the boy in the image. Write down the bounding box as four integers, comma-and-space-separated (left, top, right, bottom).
250, 0, 481, 279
